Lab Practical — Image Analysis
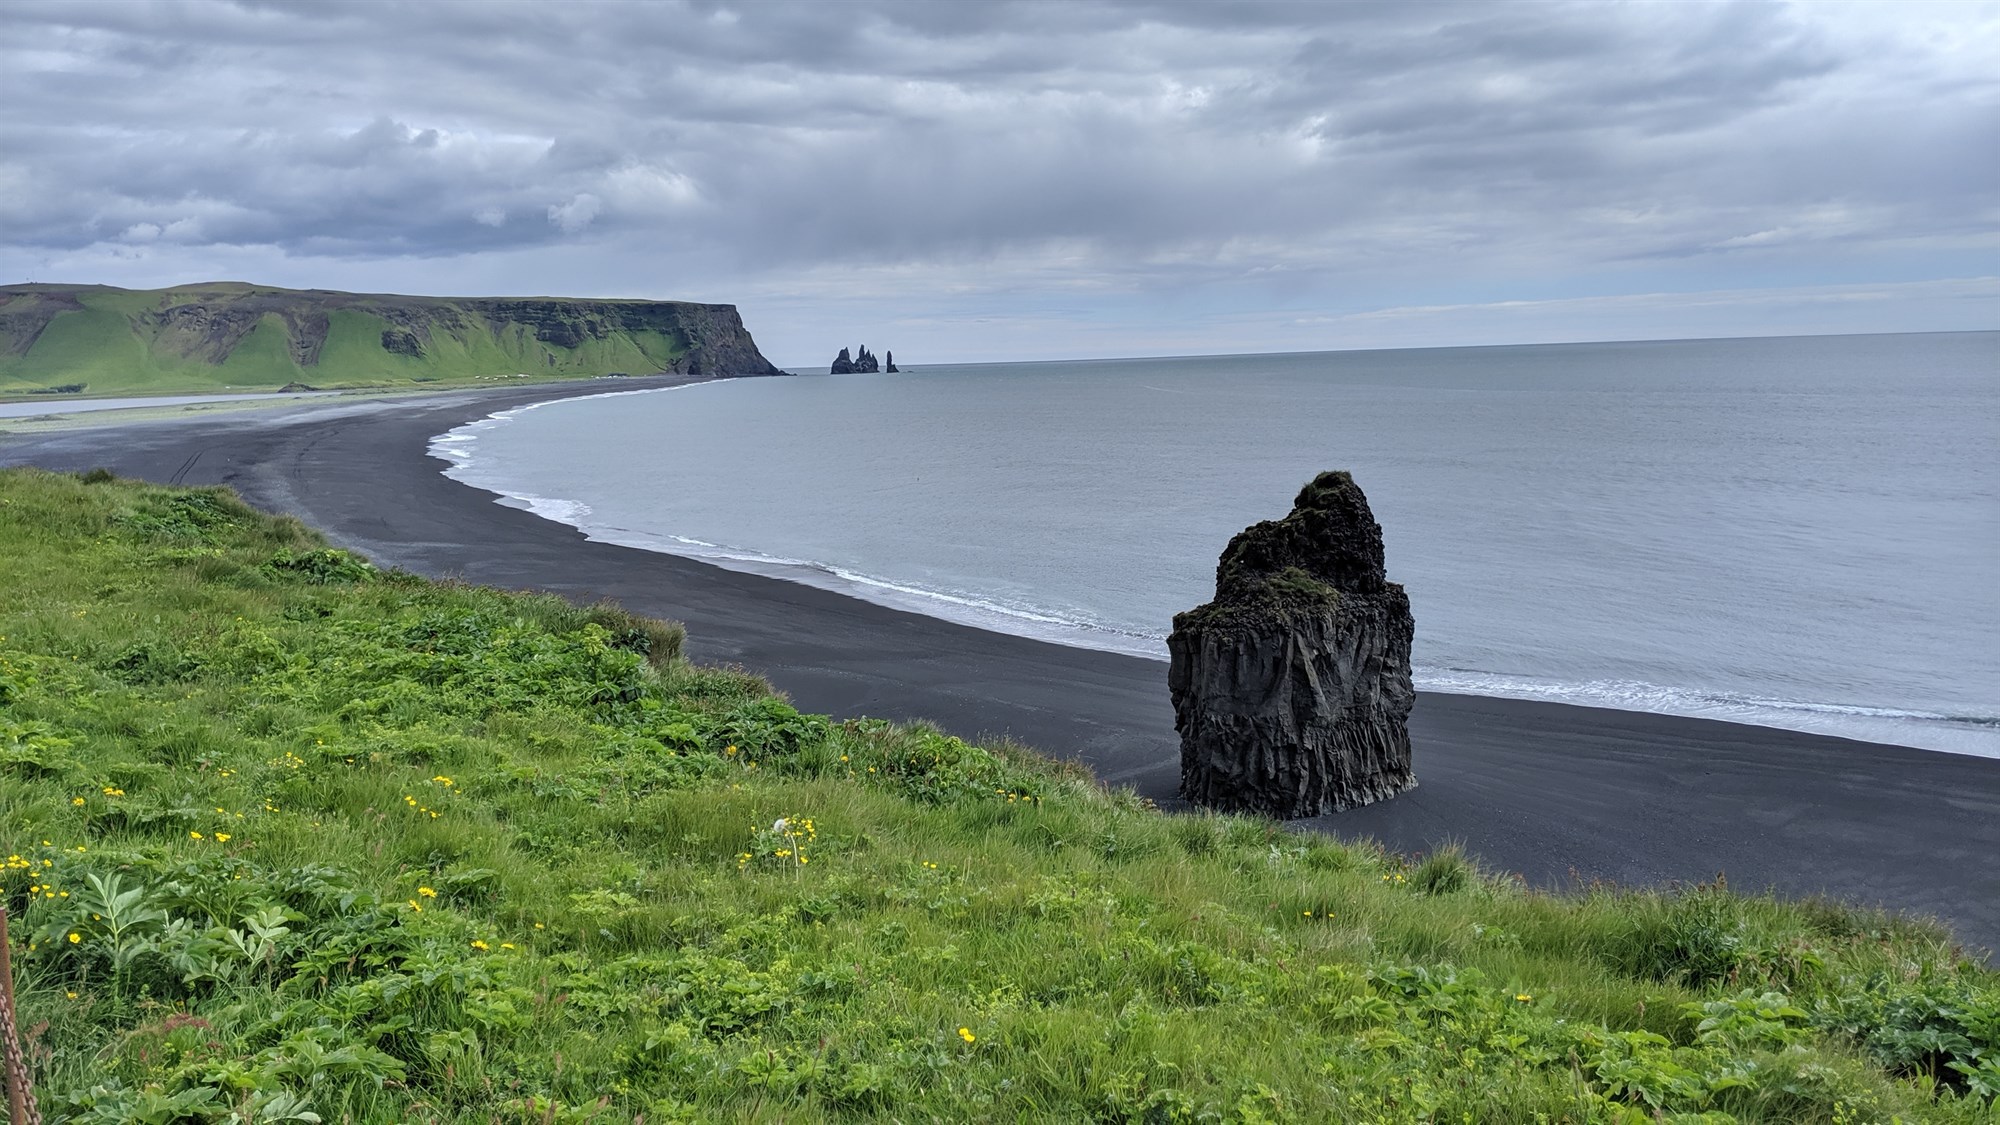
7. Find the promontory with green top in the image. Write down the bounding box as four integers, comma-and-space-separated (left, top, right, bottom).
0, 283, 783, 396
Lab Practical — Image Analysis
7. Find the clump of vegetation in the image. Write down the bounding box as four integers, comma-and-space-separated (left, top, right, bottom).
1, 467, 1994, 1122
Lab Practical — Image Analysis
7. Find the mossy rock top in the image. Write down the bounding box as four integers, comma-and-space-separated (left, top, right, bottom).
1178, 470, 1393, 630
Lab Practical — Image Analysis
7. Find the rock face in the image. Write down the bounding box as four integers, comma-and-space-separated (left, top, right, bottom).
829, 344, 884, 374
380, 328, 423, 357
885, 350, 898, 373
1167, 470, 1416, 817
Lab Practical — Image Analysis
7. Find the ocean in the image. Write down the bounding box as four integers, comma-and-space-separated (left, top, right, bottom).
431, 332, 2000, 758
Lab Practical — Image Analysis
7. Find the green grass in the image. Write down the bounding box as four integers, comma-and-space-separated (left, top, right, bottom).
0, 285, 698, 397
1, 467, 1995, 1123
213, 315, 299, 388
0, 297, 169, 390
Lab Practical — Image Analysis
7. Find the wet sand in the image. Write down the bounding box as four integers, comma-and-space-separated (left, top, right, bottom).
5, 374, 1995, 954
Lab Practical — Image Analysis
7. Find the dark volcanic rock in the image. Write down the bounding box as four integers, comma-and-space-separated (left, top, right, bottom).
284, 310, 330, 366
885, 351, 898, 373
830, 344, 883, 374
380, 328, 423, 357
1167, 471, 1416, 817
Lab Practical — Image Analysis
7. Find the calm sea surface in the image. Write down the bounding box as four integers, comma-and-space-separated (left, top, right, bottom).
434, 333, 2000, 757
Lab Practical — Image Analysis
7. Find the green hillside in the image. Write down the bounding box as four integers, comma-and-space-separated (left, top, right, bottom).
0, 282, 782, 397
1, 467, 1996, 1122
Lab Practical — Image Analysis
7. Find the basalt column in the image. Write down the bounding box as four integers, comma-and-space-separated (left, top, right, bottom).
1167, 471, 1416, 817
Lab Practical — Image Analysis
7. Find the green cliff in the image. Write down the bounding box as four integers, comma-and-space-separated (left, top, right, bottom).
0, 282, 784, 395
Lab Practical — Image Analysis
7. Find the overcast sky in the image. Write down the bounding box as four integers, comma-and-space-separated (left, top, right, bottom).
2, 0, 1994, 364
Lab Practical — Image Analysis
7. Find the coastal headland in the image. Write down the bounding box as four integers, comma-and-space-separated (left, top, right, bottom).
4, 375, 1995, 954
0, 282, 782, 396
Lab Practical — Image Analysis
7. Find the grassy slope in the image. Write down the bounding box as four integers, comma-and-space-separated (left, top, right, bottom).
2, 293, 168, 389
0, 468, 1994, 1124
0, 286, 691, 396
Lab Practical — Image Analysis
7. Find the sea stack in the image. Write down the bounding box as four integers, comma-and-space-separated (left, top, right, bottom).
1167, 470, 1416, 817
830, 345, 881, 374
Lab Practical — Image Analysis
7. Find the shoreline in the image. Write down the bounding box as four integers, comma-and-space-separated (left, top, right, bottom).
3, 374, 1996, 954
433, 380, 1996, 760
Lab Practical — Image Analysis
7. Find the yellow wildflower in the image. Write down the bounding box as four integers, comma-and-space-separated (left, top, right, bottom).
471, 939, 489, 950
957, 1027, 976, 1043
67, 932, 81, 944
70, 797, 85, 806
418, 886, 437, 898
189, 831, 203, 840
214, 833, 230, 843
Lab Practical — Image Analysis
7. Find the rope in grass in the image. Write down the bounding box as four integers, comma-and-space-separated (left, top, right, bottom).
0, 908, 41, 1125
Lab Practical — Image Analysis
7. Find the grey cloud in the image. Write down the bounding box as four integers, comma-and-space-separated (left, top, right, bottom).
0, 0, 1992, 298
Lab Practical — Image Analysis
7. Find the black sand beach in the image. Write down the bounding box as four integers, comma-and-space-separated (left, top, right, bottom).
5, 375, 1996, 954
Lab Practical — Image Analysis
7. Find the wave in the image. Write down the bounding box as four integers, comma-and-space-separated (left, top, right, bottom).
429, 391, 1998, 761
1412, 669, 1999, 759
573, 524, 1174, 658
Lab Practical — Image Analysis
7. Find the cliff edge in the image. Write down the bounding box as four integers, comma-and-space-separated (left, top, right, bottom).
0, 282, 784, 394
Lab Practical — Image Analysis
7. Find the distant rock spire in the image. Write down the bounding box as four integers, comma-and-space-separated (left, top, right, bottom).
830, 344, 884, 374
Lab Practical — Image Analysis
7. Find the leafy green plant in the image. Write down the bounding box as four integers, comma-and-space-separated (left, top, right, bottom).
262, 547, 378, 584
0, 717, 76, 774
1813, 972, 2000, 1094
1687, 989, 1813, 1050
